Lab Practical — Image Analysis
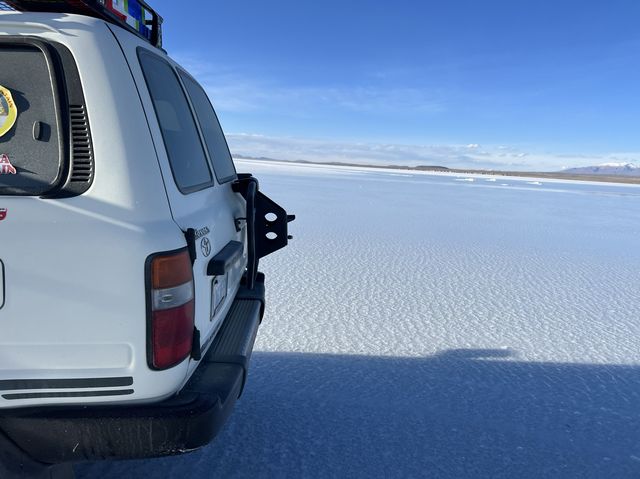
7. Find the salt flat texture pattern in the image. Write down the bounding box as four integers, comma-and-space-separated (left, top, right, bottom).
78, 160, 640, 478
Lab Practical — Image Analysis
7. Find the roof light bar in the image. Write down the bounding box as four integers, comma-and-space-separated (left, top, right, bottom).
3, 0, 163, 48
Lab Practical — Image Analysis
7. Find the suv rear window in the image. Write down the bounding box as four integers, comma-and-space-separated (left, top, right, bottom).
0, 44, 61, 196
179, 71, 237, 184
138, 50, 213, 193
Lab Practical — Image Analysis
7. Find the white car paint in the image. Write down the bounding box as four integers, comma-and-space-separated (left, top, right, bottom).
0, 12, 246, 408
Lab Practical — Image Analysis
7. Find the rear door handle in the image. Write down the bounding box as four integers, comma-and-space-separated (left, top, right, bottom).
207, 241, 244, 276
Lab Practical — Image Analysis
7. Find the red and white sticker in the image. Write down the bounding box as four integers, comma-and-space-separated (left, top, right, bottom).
0, 208, 6, 221
0, 154, 16, 175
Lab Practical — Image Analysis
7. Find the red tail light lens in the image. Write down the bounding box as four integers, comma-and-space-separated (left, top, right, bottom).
147, 249, 194, 370
152, 302, 194, 369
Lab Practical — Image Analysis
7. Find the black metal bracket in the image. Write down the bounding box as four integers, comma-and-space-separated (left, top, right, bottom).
254, 191, 294, 258
232, 174, 294, 289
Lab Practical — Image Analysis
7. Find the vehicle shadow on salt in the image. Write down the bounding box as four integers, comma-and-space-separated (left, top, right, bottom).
76, 349, 640, 478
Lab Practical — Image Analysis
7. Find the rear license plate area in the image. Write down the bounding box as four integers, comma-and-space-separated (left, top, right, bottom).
210, 274, 228, 319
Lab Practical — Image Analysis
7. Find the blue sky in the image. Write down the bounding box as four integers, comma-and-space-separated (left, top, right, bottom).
155, 0, 640, 170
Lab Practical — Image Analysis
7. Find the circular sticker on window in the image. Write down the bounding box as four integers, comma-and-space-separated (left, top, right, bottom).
0, 85, 17, 138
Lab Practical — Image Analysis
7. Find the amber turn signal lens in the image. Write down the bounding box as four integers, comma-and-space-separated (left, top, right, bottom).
151, 250, 192, 289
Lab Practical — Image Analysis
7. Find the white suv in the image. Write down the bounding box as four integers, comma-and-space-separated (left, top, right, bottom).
0, 0, 292, 472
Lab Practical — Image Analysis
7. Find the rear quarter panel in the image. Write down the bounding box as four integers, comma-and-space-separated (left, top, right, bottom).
0, 14, 191, 408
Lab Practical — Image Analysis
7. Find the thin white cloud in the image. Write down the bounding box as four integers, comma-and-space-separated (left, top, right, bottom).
173, 56, 445, 114
174, 56, 640, 171
226, 133, 640, 171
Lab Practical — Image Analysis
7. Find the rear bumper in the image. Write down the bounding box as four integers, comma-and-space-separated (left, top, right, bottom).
0, 274, 266, 465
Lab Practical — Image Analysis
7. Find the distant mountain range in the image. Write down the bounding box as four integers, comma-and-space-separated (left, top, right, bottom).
234, 156, 640, 184
561, 162, 640, 176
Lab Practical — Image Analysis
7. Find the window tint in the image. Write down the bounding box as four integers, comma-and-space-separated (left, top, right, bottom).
179, 71, 237, 183
0, 45, 61, 196
138, 50, 212, 193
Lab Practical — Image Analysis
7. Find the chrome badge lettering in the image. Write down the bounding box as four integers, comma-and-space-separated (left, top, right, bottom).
194, 227, 210, 240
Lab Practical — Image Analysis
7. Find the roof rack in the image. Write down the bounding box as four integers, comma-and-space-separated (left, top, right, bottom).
1, 0, 163, 48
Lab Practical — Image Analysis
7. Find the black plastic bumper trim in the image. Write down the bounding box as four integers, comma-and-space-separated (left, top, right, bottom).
3, 389, 134, 400
0, 275, 266, 465
0, 377, 133, 391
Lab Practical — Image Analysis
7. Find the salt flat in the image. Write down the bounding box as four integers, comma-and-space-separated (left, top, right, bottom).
78, 160, 640, 478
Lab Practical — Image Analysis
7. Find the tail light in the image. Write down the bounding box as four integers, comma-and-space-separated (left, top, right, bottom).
146, 249, 194, 370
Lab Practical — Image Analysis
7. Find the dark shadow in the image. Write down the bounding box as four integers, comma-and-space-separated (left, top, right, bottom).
76, 349, 640, 478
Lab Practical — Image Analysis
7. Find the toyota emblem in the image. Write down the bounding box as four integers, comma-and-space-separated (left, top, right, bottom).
201, 237, 211, 257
